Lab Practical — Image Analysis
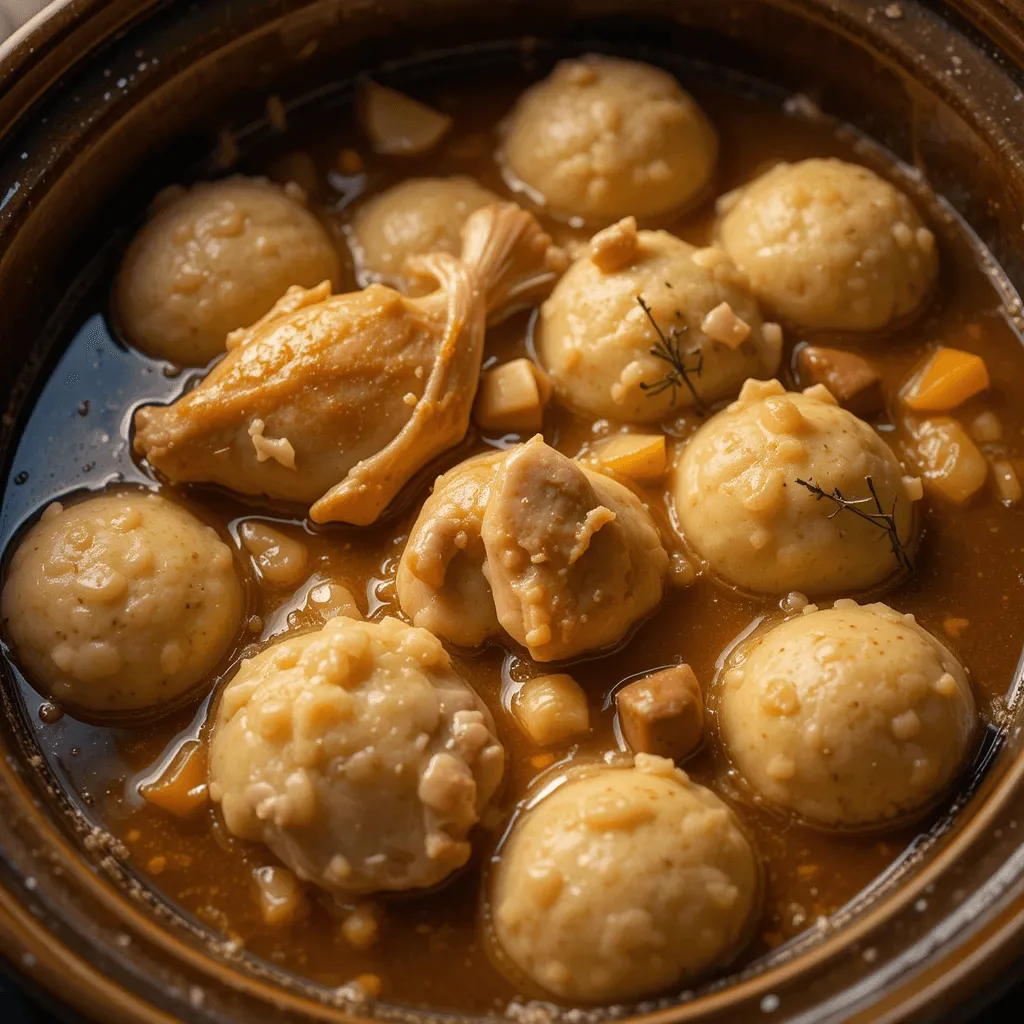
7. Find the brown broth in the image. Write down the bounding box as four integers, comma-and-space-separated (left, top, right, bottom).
2, 61, 1024, 1015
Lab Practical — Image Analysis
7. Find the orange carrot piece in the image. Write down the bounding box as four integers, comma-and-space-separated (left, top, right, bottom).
903, 347, 990, 412
139, 739, 208, 819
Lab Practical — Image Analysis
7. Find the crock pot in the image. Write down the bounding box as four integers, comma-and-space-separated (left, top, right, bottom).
2, 1, 1024, 1021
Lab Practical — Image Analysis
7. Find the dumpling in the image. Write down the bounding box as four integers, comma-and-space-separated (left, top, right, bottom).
500, 55, 717, 224
396, 451, 507, 647
134, 204, 565, 526
2, 491, 243, 715
209, 616, 505, 894
717, 158, 938, 331
535, 219, 782, 422
114, 176, 342, 365
488, 755, 759, 1001
672, 379, 920, 595
398, 437, 668, 660
717, 601, 977, 827
350, 176, 501, 289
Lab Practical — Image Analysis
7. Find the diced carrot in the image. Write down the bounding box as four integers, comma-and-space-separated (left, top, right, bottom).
905, 417, 988, 505
902, 347, 990, 412
139, 739, 208, 819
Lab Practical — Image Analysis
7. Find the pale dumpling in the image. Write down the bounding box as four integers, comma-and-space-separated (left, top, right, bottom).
536, 221, 782, 422
2, 492, 243, 715
672, 379, 919, 594
717, 158, 938, 331
482, 437, 668, 660
398, 438, 668, 659
115, 176, 342, 365
350, 176, 500, 289
501, 55, 717, 224
134, 204, 564, 526
489, 755, 759, 1002
396, 450, 507, 647
209, 615, 505, 894
717, 601, 977, 827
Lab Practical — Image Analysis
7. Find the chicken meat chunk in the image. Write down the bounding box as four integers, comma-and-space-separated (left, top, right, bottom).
134, 204, 565, 525
398, 437, 668, 660
396, 451, 507, 647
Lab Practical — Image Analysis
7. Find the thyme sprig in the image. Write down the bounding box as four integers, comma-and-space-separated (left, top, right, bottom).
795, 475, 913, 573
635, 295, 705, 413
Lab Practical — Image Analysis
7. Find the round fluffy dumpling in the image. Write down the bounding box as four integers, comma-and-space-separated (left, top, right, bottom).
717, 601, 977, 827
208, 615, 505, 894
115, 176, 342, 365
2, 492, 243, 715
672, 379, 919, 594
481, 437, 668, 661
396, 450, 507, 648
350, 176, 500, 288
489, 754, 759, 1002
536, 221, 782, 422
500, 55, 717, 224
717, 158, 938, 331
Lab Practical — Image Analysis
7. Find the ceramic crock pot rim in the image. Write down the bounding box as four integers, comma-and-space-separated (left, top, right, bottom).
0, 0, 75, 58
8, 716, 1024, 1024
2, 1, 1024, 1022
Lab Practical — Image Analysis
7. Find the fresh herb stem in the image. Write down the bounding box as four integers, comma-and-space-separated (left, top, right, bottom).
635, 295, 704, 413
795, 475, 913, 573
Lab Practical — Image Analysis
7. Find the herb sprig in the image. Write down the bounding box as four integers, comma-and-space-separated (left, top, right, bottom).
795, 475, 913, 573
635, 295, 705, 413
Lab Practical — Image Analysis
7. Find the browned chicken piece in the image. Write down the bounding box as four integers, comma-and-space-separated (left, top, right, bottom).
615, 664, 704, 761
133, 204, 565, 526
396, 450, 507, 647
796, 344, 884, 418
398, 438, 669, 658
481, 436, 667, 661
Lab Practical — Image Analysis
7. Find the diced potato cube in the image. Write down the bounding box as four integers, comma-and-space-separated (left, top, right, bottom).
139, 739, 208, 819
513, 674, 590, 746
359, 80, 452, 156
615, 665, 703, 762
902, 347, 990, 412
592, 434, 667, 482
474, 358, 550, 433
906, 417, 988, 505
253, 865, 307, 927
341, 902, 380, 949
991, 459, 1022, 506
902, 474, 925, 502
970, 410, 1003, 443
796, 345, 883, 417
701, 301, 751, 349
